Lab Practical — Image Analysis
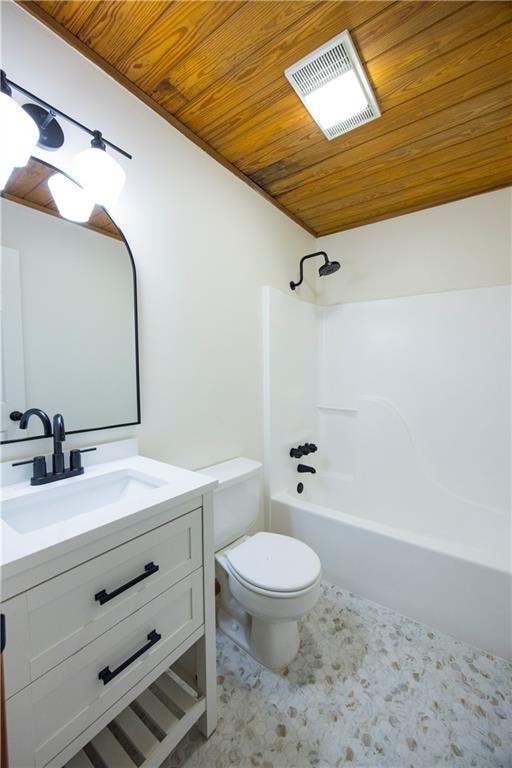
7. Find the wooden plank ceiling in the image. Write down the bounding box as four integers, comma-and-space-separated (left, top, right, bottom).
1, 158, 121, 239
19, 0, 512, 236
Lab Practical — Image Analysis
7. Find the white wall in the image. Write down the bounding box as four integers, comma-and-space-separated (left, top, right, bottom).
1, 199, 137, 438
316, 188, 511, 305
0, 1, 315, 465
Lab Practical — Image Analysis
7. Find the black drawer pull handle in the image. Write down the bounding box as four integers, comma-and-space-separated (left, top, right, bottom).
94, 562, 159, 605
98, 629, 161, 685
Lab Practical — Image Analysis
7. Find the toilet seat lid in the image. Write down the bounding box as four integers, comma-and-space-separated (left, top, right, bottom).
226, 532, 321, 593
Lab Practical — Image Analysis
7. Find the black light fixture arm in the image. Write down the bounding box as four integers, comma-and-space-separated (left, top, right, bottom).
290, 251, 329, 290
1, 70, 132, 160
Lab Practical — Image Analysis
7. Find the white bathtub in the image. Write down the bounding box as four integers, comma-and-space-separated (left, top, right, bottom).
271, 474, 511, 660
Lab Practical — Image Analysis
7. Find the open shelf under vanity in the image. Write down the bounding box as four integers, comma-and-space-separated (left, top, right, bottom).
64, 662, 204, 768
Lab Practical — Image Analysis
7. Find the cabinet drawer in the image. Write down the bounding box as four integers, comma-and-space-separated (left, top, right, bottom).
25, 507, 202, 682
24, 568, 203, 768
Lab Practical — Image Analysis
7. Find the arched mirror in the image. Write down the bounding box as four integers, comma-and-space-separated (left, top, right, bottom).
0, 157, 140, 443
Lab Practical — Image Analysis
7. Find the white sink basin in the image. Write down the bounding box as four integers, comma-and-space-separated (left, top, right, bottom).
1, 469, 166, 534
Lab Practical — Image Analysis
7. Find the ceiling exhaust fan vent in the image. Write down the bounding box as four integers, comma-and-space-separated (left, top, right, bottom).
285, 30, 380, 140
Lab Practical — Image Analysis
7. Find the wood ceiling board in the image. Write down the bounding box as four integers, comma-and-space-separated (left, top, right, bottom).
315, 169, 512, 235
164, 2, 319, 103
349, 0, 467, 62
25, 182, 55, 209
319, 174, 512, 236
246, 18, 512, 185
291, 125, 511, 219
230, 4, 510, 172
278, 102, 512, 210
174, 2, 391, 138
300, 131, 511, 221
309, 153, 512, 232
4, 161, 52, 198
72, 1, 170, 67
114, 2, 242, 91
21, 0, 512, 236
256, 65, 512, 196
366, 19, 512, 115
180, 0, 465, 150
34, 0, 99, 34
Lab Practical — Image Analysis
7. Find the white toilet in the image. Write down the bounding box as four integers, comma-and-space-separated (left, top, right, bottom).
202, 457, 321, 669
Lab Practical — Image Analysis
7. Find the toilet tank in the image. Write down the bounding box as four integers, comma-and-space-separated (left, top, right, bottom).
200, 457, 262, 551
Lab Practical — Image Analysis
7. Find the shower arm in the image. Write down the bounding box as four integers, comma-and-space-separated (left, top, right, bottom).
290, 251, 329, 291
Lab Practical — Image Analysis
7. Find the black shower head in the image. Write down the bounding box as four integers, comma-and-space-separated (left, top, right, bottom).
319, 259, 340, 277
290, 251, 341, 290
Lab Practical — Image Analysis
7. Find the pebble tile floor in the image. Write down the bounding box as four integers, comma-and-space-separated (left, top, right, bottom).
163, 582, 511, 768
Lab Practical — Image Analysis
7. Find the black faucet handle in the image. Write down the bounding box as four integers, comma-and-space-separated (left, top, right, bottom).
289, 447, 303, 459
33, 456, 47, 480
13, 455, 47, 481
307, 443, 318, 453
298, 444, 312, 455
70, 447, 97, 471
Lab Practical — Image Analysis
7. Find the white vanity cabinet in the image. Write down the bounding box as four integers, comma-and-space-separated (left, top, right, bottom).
1, 461, 217, 768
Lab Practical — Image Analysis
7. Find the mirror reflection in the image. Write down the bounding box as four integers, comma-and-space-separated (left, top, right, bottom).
1, 157, 139, 443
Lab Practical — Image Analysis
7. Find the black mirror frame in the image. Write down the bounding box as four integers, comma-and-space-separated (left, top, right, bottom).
0, 156, 141, 444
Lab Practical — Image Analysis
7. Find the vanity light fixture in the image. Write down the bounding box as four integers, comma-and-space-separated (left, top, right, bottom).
0, 70, 39, 191
285, 30, 380, 140
73, 131, 126, 208
48, 173, 95, 223
0, 70, 131, 210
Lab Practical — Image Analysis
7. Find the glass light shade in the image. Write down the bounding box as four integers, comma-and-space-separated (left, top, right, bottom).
72, 146, 126, 207
0, 92, 39, 190
304, 70, 368, 130
48, 173, 95, 223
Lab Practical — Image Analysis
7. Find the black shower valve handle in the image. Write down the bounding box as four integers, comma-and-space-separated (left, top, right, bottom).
290, 443, 318, 459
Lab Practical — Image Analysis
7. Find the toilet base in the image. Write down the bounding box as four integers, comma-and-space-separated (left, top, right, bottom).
217, 605, 300, 669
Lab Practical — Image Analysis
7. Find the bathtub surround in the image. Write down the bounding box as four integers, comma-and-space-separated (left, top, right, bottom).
262, 289, 319, 502
317, 287, 510, 513
164, 582, 512, 768
263, 285, 511, 658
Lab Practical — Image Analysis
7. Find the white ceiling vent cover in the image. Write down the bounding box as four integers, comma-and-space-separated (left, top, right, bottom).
285, 30, 380, 140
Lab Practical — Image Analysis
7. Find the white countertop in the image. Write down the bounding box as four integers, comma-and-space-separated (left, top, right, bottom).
0, 443, 217, 597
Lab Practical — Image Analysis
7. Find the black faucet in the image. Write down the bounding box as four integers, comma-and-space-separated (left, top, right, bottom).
19, 408, 52, 437
297, 464, 316, 474
13, 409, 96, 485
52, 413, 66, 474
